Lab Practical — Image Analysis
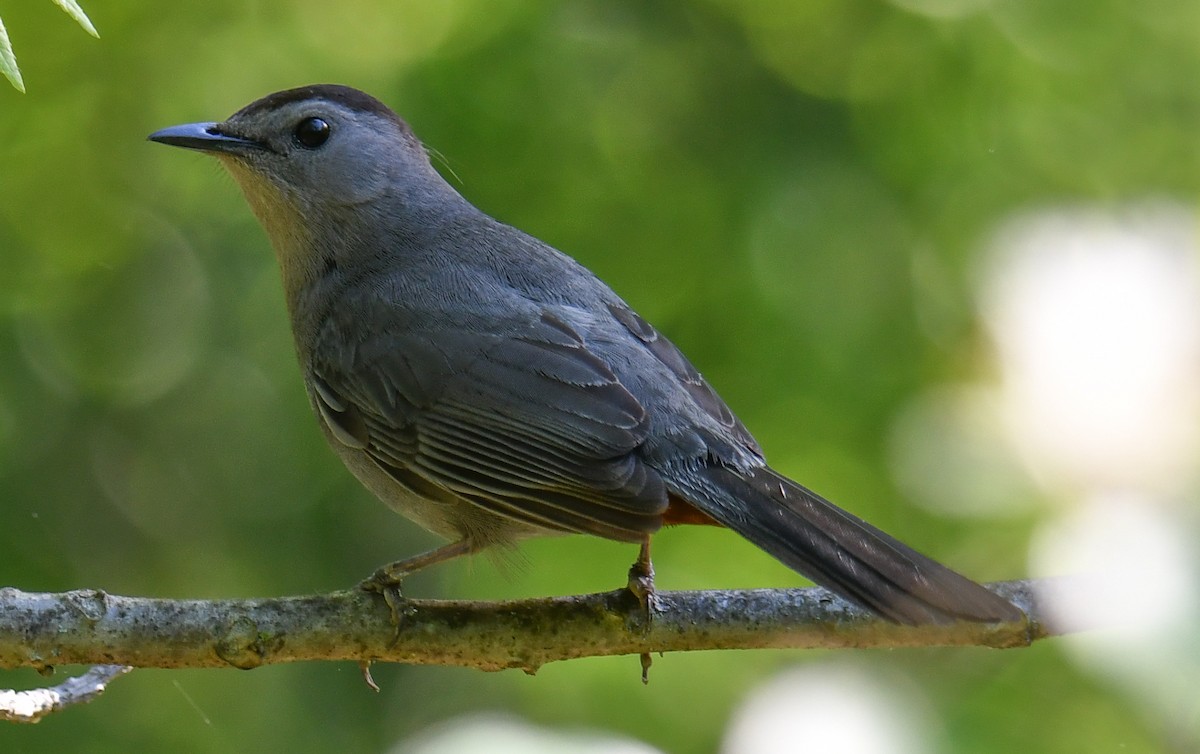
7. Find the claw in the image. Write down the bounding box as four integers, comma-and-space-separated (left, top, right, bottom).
360, 571, 407, 645
359, 660, 381, 692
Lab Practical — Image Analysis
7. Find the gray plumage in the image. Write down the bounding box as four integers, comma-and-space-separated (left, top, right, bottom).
149, 84, 1021, 625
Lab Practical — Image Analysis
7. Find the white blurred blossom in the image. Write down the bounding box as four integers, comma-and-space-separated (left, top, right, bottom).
392, 713, 662, 754
722, 664, 933, 754
979, 204, 1200, 493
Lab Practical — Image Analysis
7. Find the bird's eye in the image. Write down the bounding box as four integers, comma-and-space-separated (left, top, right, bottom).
294, 117, 331, 149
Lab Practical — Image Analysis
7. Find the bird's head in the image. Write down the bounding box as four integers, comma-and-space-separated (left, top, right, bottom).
149, 84, 454, 300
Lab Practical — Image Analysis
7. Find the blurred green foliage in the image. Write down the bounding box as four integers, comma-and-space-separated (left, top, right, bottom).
0, 1, 98, 92
1, 1, 1197, 752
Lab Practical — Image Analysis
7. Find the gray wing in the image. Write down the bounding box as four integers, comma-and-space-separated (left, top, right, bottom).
605, 303, 763, 468
309, 306, 670, 542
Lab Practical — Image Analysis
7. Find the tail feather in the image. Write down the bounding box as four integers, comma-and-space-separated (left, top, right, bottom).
669, 465, 1022, 625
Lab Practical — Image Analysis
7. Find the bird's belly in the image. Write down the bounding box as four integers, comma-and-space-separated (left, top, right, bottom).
326, 434, 546, 547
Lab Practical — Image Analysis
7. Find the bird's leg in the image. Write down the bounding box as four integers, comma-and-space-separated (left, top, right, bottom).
364, 539, 476, 588
626, 536, 656, 607
360, 539, 476, 640
626, 535, 656, 684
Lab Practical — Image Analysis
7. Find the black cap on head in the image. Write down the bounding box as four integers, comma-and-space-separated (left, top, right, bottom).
232, 84, 404, 126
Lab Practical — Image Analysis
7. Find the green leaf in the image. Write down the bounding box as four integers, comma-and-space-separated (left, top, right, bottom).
0, 15, 25, 93
52, 0, 99, 38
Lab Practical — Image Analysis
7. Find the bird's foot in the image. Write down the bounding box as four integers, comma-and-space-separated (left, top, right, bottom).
626, 555, 656, 612
358, 539, 476, 645
626, 537, 656, 684
359, 568, 409, 645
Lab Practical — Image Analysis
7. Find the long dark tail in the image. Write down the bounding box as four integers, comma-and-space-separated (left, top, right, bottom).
669, 465, 1022, 625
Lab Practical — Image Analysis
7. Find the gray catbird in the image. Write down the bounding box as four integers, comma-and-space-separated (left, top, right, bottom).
149, 84, 1020, 625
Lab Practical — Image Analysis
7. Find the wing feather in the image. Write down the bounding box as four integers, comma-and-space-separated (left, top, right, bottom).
311, 307, 669, 540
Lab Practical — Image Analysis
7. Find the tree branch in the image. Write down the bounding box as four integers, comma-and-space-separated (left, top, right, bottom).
0, 579, 1068, 680
1, 664, 131, 724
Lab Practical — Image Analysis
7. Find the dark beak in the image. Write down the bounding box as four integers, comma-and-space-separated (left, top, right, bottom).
147, 122, 265, 154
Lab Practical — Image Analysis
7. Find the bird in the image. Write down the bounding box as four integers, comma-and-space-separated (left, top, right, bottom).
148, 84, 1021, 625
